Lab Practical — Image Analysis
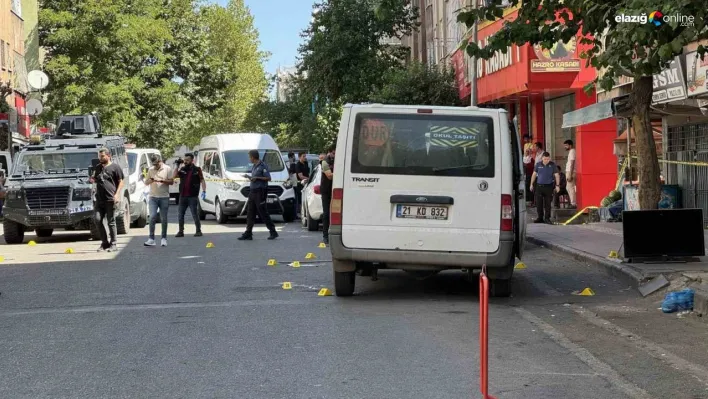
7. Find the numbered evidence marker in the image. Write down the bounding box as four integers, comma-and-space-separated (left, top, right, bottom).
305, 253, 316, 259
318, 288, 333, 296
267, 259, 277, 266
282, 282, 292, 290
318, 242, 327, 248
206, 242, 215, 248
65, 248, 74, 254
291, 261, 301, 268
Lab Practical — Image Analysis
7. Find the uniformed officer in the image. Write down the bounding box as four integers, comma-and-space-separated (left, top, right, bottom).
238, 149, 278, 240
530, 152, 560, 224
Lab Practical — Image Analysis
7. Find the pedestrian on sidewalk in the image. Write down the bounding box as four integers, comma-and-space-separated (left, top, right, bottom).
238, 150, 278, 241
174, 153, 206, 238
145, 155, 173, 247
321, 145, 335, 245
295, 152, 311, 217
91, 148, 125, 252
530, 152, 560, 224
534, 142, 544, 164
564, 139, 577, 208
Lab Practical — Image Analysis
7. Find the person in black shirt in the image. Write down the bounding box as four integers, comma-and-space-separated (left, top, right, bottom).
320, 145, 335, 244
91, 148, 125, 252
174, 153, 206, 237
294, 152, 310, 216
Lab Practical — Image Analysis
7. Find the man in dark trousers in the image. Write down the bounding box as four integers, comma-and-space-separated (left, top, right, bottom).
294, 152, 310, 216
91, 148, 125, 252
530, 152, 560, 224
238, 150, 278, 240
174, 153, 206, 237
320, 145, 335, 244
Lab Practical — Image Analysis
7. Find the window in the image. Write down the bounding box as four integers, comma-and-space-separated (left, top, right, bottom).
0, 155, 8, 175
127, 152, 137, 175
351, 113, 495, 177
222, 150, 285, 173
211, 153, 222, 174
202, 151, 214, 173
139, 154, 149, 176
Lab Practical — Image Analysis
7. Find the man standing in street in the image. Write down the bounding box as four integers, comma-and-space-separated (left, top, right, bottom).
320, 145, 335, 245
564, 139, 577, 208
174, 153, 206, 238
238, 150, 278, 241
530, 152, 560, 224
145, 155, 173, 247
91, 148, 125, 252
295, 152, 310, 217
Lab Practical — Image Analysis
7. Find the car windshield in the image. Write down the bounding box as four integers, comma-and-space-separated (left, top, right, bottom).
127, 152, 138, 175
351, 113, 495, 177
13, 151, 97, 174
223, 150, 286, 173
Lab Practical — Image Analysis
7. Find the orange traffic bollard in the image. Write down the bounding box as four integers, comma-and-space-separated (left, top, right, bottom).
479, 267, 497, 399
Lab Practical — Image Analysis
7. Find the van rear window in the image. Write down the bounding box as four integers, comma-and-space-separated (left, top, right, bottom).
351, 113, 495, 177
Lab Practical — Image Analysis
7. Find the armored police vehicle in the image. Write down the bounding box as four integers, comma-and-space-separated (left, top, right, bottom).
2, 114, 133, 244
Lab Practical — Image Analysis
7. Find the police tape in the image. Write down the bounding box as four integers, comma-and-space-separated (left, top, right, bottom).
630, 156, 708, 167
172, 177, 291, 184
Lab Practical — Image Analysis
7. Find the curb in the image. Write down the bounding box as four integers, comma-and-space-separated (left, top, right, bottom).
527, 235, 647, 287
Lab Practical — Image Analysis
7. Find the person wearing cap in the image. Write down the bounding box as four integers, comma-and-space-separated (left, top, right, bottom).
530, 152, 560, 224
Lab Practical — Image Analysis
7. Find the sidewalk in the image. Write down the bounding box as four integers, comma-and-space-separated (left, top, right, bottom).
527, 222, 708, 316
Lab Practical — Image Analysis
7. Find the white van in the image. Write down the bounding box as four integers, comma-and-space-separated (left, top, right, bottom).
329, 104, 527, 297
197, 134, 296, 223
126, 148, 161, 227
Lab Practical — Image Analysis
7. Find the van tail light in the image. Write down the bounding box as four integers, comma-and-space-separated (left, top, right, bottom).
331, 188, 343, 225
314, 185, 321, 195
501, 194, 513, 232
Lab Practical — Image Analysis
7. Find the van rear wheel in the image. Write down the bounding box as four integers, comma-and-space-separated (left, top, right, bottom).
489, 278, 512, 298
334, 270, 355, 297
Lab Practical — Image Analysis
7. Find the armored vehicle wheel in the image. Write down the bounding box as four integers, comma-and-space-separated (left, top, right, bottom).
3, 219, 25, 244
116, 200, 130, 235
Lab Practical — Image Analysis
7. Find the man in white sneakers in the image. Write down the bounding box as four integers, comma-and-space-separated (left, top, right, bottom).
564, 139, 577, 208
144, 155, 173, 247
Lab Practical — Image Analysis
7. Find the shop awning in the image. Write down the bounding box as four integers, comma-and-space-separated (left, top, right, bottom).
562, 95, 632, 128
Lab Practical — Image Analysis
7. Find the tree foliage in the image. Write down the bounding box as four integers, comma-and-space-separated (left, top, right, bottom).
458, 0, 707, 210
39, 0, 266, 153
298, 0, 418, 104
370, 62, 464, 106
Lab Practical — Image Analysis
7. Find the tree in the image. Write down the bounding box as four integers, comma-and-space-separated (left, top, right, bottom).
298, 0, 418, 104
370, 62, 464, 106
39, 0, 266, 152
458, 1, 707, 210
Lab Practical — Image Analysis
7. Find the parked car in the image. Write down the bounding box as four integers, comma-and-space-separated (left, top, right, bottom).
328, 104, 527, 297
301, 163, 323, 231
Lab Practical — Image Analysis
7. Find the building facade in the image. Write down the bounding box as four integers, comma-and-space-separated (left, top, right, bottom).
275, 66, 298, 103
1, 0, 35, 139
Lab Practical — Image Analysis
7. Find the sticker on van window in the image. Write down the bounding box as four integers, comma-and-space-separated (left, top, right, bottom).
360, 119, 390, 147
426, 126, 479, 148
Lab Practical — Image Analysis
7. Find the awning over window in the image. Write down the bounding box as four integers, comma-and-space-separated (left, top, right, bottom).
562, 99, 615, 128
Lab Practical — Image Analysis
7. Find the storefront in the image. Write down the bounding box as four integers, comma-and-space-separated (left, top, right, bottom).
450, 7, 617, 209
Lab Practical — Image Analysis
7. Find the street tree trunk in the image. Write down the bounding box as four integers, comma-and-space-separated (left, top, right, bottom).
630, 76, 661, 210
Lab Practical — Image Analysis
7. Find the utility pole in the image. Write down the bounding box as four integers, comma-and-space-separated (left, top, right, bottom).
470, 0, 478, 106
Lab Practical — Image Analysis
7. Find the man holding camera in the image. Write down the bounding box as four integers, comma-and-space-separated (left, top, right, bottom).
173, 154, 206, 237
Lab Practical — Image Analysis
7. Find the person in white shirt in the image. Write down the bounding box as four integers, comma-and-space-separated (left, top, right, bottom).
534, 142, 544, 164
564, 140, 577, 208
144, 155, 173, 247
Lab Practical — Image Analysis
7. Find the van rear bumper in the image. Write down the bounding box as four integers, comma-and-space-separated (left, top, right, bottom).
329, 230, 514, 272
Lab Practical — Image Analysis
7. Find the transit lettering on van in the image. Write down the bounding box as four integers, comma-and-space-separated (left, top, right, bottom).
351, 177, 379, 183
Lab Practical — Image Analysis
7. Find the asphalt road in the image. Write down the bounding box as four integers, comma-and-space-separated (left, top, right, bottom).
1, 211, 707, 399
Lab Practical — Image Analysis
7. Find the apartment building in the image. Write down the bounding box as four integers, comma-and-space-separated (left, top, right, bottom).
1, 0, 33, 138
275, 66, 298, 103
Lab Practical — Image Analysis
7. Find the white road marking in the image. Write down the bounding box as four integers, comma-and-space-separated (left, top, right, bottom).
515, 307, 654, 399
571, 304, 708, 386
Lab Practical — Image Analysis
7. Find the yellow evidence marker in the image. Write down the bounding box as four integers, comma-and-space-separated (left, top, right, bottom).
305, 253, 316, 259
206, 242, 215, 248
573, 288, 596, 296
28, 241, 37, 246
608, 250, 618, 258
318, 242, 327, 248
291, 261, 301, 268
65, 248, 74, 254
514, 262, 527, 270
318, 288, 333, 296
267, 259, 277, 266
282, 282, 292, 290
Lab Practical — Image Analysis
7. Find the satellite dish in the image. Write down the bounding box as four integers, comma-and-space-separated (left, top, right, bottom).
26, 99, 44, 116
27, 70, 50, 91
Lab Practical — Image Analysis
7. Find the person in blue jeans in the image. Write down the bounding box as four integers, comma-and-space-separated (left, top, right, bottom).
144, 155, 173, 247
174, 153, 206, 237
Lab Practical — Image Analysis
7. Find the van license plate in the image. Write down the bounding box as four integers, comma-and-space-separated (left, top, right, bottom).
266, 197, 276, 204
396, 205, 448, 220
